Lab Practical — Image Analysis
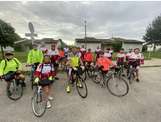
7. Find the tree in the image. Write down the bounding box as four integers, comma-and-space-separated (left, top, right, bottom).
112, 41, 122, 52
0, 19, 20, 58
143, 15, 161, 51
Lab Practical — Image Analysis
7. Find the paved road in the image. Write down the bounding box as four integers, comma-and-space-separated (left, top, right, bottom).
0, 67, 161, 122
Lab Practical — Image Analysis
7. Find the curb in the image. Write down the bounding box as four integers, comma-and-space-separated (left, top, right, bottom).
141, 65, 161, 68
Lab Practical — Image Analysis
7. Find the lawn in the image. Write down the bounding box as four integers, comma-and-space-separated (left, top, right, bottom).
0, 52, 28, 63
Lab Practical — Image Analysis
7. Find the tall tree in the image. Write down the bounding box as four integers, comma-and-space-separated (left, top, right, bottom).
0, 19, 20, 58
143, 15, 161, 51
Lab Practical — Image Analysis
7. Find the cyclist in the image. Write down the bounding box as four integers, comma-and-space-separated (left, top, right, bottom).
84, 48, 93, 66
116, 48, 126, 66
126, 49, 133, 62
95, 46, 101, 61
96, 51, 114, 74
48, 44, 59, 80
104, 48, 112, 60
34, 55, 55, 109
27, 44, 43, 80
65, 48, 84, 93
80, 45, 86, 62
0, 51, 26, 94
128, 48, 142, 82
64, 46, 69, 58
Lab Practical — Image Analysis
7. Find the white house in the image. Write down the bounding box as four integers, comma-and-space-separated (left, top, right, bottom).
75, 37, 143, 52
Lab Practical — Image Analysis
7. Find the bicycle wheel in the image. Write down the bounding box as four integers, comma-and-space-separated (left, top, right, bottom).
91, 70, 102, 84
106, 75, 129, 97
76, 77, 88, 98
87, 67, 94, 78
128, 69, 135, 84
7, 80, 23, 101
31, 87, 47, 117
80, 70, 87, 81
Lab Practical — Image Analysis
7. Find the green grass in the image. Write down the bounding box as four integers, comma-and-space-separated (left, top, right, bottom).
143, 51, 161, 60
0, 52, 27, 63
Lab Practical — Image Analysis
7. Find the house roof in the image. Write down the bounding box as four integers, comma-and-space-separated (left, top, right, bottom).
76, 37, 101, 43
34, 38, 59, 44
112, 37, 144, 44
75, 37, 144, 44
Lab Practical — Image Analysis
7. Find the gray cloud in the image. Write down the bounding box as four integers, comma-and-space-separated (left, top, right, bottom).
0, 1, 161, 44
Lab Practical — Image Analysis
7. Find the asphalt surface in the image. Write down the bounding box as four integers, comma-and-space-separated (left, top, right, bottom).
0, 67, 161, 122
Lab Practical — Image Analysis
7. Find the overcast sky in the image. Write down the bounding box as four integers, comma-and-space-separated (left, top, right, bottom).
0, 1, 161, 44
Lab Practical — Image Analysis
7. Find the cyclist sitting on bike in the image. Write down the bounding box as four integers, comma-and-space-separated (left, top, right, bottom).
0, 51, 26, 94
104, 48, 112, 60
34, 55, 55, 109
128, 48, 142, 82
48, 44, 59, 80
27, 44, 43, 80
80, 45, 86, 62
65, 48, 84, 93
84, 48, 93, 66
95, 46, 101, 61
96, 51, 113, 74
116, 48, 126, 66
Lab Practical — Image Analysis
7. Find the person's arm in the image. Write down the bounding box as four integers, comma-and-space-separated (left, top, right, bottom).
0, 60, 5, 76
14, 58, 22, 71
34, 64, 42, 78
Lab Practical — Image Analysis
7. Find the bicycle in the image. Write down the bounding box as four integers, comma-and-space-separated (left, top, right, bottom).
92, 66, 129, 97
0, 73, 24, 101
31, 82, 47, 117
80, 62, 95, 81
127, 64, 137, 84
26, 63, 38, 89
127, 60, 139, 84
69, 66, 88, 98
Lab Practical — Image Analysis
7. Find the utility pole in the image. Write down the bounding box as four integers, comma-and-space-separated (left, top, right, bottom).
84, 20, 87, 48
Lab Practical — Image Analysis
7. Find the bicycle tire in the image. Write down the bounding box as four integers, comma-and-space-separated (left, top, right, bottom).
106, 75, 129, 97
80, 71, 87, 81
7, 80, 23, 101
91, 70, 102, 84
76, 78, 88, 98
31, 87, 47, 117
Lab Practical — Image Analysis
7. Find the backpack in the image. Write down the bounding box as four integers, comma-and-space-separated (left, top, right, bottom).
3, 58, 19, 74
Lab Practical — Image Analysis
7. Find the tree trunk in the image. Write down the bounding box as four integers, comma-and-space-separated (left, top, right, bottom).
0, 45, 4, 59
153, 43, 156, 52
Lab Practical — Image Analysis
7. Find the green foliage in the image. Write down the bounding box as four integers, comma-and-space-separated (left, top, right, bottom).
112, 41, 122, 52
143, 15, 161, 46
0, 19, 20, 47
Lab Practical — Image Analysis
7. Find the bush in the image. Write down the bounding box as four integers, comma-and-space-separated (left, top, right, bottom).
112, 42, 122, 52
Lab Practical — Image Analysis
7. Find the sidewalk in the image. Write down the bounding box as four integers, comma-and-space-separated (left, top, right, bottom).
141, 58, 161, 67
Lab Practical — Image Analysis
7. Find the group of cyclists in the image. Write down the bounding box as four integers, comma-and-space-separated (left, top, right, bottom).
0, 43, 144, 109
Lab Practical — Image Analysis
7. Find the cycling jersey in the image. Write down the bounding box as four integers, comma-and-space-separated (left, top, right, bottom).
27, 49, 43, 64
49, 49, 59, 62
59, 50, 65, 58
128, 52, 142, 67
96, 57, 112, 71
34, 63, 55, 80
116, 53, 126, 64
0, 58, 22, 76
104, 52, 112, 59
70, 56, 80, 68
84, 52, 93, 62
129, 52, 141, 60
